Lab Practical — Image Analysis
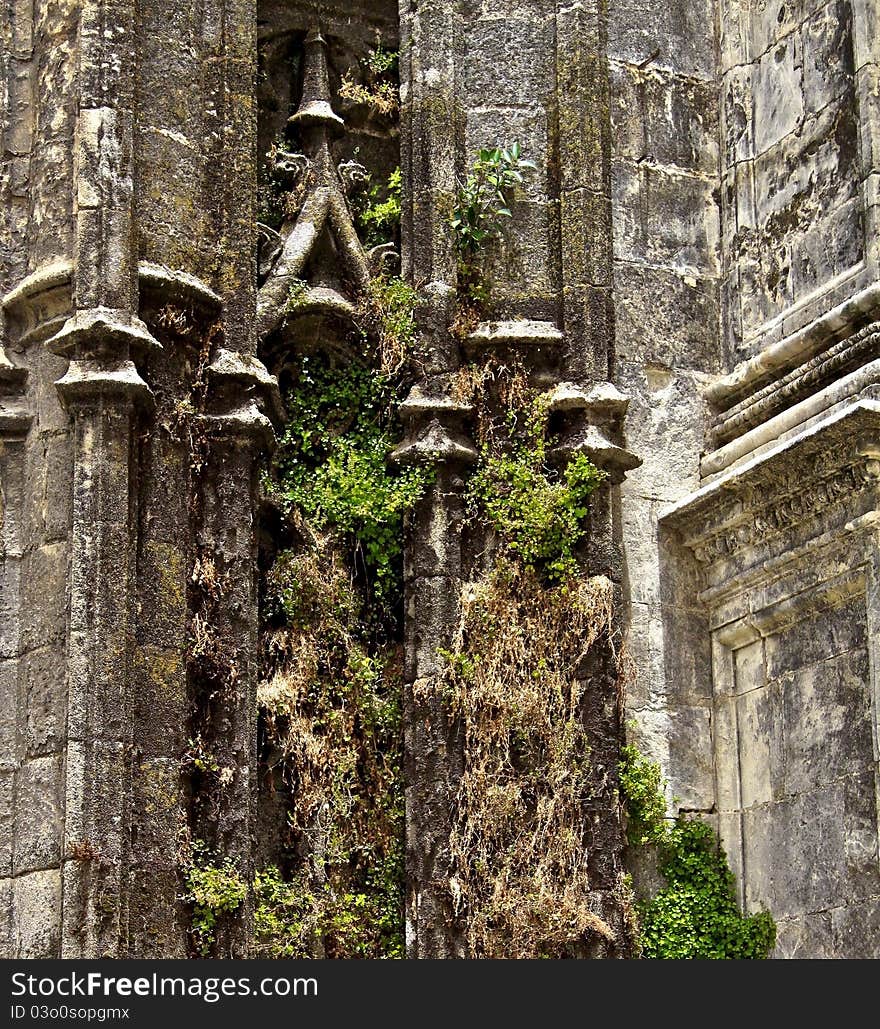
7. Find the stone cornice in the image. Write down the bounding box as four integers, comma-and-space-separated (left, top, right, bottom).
662, 399, 880, 570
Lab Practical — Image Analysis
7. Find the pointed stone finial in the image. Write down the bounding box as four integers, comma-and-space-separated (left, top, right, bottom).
289, 29, 345, 135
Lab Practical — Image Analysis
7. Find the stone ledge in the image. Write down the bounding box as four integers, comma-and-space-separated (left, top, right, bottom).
662, 399, 880, 575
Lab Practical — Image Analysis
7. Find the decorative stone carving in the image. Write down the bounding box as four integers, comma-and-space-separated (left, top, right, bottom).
391, 382, 477, 469
256, 30, 370, 340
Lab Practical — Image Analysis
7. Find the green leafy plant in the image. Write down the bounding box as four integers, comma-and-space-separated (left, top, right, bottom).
619, 744, 776, 959
467, 394, 606, 582
183, 844, 248, 957
366, 44, 398, 76
338, 46, 399, 117
253, 851, 404, 959
450, 142, 536, 301
362, 273, 418, 373
274, 355, 430, 607
353, 167, 402, 250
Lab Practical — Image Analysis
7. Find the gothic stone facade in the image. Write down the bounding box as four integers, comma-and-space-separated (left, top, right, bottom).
1, 0, 879, 958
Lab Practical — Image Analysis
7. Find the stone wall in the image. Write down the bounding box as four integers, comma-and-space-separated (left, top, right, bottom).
651, 0, 880, 959
1, 0, 879, 959
610, 0, 722, 806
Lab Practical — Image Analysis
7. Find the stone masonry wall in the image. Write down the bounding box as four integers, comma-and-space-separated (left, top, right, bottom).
2, 0, 880, 960
611, 0, 722, 805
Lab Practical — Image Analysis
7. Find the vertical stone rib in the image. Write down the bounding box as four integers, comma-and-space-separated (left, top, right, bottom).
47, 0, 158, 958
188, 0, 266, 957
852, 0, 880, 276
398, 0, 473, 958
56, 377, 148, 958
0, 359, 31, 955
555, 0, 615, 383
400, 0, 458, 289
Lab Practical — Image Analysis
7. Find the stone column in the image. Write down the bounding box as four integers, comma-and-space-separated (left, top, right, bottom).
46, 0, 160, 958
398, 0, 471, 957
393, 389, 476, 959
190, 353, 276, 958
555, 0, 615, 383
0, 356, 31, 955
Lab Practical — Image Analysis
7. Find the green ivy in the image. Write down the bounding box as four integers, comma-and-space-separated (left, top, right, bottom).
274, 355, 430, 608
467, 396, 605, 582
619, 744, 776, 960
353, 167, 402, 249
183, 844, 248, 957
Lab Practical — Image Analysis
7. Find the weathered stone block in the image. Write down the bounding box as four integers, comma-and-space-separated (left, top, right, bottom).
28, 140, 75, 266
131, 646, 187, 756
613, 263, 721, 373
790, 197, 864, 300
773, 909, 834, 959
721, 63, 753, 167
0, 659, 18, 770
404, 576, 462, 682
843, 771, 880, 898
464, 17, 554, 108
764, 597, 867, 678
622, 499, 661, 607
742, 785, 846, 917
607, 0, 717, 79
463, 106, 548, 197
667, 702, 715, 810
132, 757, 184, 861
0, 770, 13, 876
18, 543, 67, 653
126, 866, 188, 959
618, 363, 708, 502
41, 433, 73, 543
831, 898, 880, 958
748, 1, 810, 60
13, 753, 63, 874
137, 541, 188, 646
32, 350, 72, 438
610, 62, 719, 175
13, 868, 61, 958
855, 62, 880, 176
22, 645, 66, 756
782, 649, 873, 794
612, 161, 719, 275
622, 602, 663, 711
492, 198, 556, 302
0, 563, 22, 659
560, 187, 612, 288
801, 1, 855, 116
736, 680, 785, 807
0, 877, 11, 956
752, 31, 804, 155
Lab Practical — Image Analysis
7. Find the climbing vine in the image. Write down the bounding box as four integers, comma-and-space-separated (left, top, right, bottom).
620, 744, 777, 959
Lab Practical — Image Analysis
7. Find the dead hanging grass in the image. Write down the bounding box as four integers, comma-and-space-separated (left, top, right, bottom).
338, 73, 399, 117
257, 527, 405, 956
450, 357, 537, 447
435, 559, 619, 958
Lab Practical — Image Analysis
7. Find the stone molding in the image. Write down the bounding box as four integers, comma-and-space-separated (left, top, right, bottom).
665, 399, 880, 577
